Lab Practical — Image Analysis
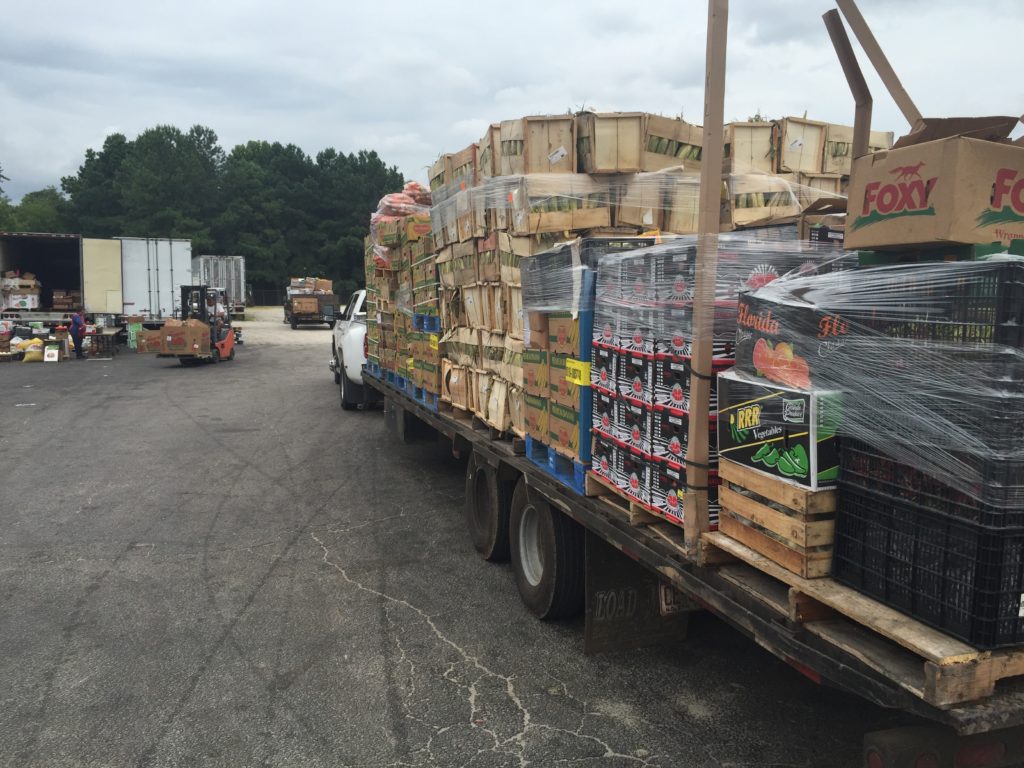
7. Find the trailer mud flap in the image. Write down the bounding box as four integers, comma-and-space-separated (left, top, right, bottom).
584, 530, 692, 655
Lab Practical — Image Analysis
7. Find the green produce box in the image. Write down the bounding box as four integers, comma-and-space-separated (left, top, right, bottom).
717, 369, 841, 490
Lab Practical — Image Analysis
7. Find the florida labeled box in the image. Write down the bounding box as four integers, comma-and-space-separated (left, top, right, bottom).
846, 131, 1024, 249
717, 370, 841, 490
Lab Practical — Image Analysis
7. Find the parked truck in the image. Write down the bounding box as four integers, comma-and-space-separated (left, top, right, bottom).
0, 232, 191, 321
284, 276, 338, 328
192, 255, 247, 318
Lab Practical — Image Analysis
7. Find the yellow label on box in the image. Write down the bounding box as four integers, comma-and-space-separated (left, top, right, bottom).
429, 334, 439, 351
565, 359, 591, 387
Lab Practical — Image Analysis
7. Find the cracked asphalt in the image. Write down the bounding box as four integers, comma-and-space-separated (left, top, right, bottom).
0, 307, 905, 767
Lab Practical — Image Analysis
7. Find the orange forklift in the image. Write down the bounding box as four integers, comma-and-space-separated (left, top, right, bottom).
166, 285, 238, 366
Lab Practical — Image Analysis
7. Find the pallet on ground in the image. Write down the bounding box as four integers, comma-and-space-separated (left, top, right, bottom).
584, 470, 659, 526
716, 459, 835, 579
704, 529, 1024, 708
525, 435, 586, 494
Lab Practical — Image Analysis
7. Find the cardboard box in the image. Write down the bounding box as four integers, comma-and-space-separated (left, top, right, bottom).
443, 327, 480, 368
499, 115, 575, 176
136, 328, 165, 353
591, 344, 616, 393
462, 285, 486, 329
548, 401, 584, 461
476, 232, 501, 282
3, 293, 40, 309
615, 398, 653, 456
592, 387, 617, 438
798, 197, 847, 243
822, 123, 895, 176
650, 457, 687, 523
526, 310, 548, 350
508, 385, 526, 437
525, 393, 549, 443
164, 321, 210, 355
504, 284, 523, 340
523, 348, 548, 397
509, 174, 612, 236
614, 447, 652, 507
548, 352, 581, 409
726, 122, 774, 174
414, 358, 443, 393
485, 376, 512, 432
617, 350, 655, 405
775, 117, 827, 175
429, 154, 450, 192
729, 174, 801, 229
547, 312, 584, 357
717, 370, 841, 490
577, 112, 645, 174
846, 127, 1024, 249
642, 114, 705, 173
478, 123, 500, 179
449, 144, 477, 189
615, 172, 666, 230
474, 371, 493, 421
591, 434, 619, 484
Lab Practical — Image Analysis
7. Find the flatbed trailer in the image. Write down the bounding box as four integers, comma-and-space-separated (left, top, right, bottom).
363, 371, 1024, 765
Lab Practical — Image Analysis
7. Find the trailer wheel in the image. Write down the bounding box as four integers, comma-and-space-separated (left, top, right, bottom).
510, 478, 584, 619
464, 453, 510, 562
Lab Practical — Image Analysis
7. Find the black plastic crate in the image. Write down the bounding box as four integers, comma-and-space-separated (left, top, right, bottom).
841, 439, 1024, 526
832, 483, 1024, 649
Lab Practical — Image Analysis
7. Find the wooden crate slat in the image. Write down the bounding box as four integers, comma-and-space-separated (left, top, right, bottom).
719, 459, 836, 515
719, 485, 834, 549
720, 512, 832, 578
705, 531, 981, 665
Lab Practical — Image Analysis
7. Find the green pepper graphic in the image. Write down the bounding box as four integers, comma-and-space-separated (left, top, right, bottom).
751, 443, 773, 464
760, 447, 781, 468
788, 445, 809, 477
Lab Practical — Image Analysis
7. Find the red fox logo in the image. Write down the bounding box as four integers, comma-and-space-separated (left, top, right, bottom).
890, 162, 925, 181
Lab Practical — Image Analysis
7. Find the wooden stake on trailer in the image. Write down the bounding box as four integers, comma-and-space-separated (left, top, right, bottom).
823, 9, 873, 160
683, 0, 728, 556
834, 0, 923, 127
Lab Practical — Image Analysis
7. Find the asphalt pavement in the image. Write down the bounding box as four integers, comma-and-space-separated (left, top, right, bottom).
0, 308, 904, 767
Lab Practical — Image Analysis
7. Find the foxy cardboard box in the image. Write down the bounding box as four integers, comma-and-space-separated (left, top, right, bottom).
845, 116, 1024, 249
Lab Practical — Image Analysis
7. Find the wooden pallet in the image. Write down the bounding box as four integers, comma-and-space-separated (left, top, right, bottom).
585, 471, 660, 526
705, 530, 1024, 708
716, 460, 835, 579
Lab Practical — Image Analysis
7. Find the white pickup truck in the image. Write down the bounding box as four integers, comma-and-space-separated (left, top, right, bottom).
330, 289, 370, 410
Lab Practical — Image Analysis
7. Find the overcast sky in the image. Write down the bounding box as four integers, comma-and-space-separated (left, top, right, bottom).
2, 0, 1022, 201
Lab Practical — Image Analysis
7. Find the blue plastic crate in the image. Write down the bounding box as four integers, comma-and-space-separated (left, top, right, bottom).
524, 435, 587, 495
413, 386, 440, 412
414, 314, 442, 333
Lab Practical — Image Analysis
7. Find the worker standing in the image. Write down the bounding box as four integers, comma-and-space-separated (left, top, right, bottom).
68, 309, 86, 359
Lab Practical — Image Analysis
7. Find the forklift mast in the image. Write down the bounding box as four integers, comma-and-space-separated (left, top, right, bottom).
182, 285, 210, 323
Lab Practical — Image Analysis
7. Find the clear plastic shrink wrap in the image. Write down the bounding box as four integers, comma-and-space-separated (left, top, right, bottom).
733, 255, 1024, 515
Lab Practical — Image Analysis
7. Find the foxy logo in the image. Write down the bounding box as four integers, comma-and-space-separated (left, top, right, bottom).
853, 162, 938, 230
890, 162, 925, 181
737, 303, 780, 334
977, 168, 1024, 228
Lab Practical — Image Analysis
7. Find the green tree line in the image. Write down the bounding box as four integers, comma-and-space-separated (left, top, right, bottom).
0, 125, 404, 295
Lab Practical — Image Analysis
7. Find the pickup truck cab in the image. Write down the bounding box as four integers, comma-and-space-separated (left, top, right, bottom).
330, 289, 368, 409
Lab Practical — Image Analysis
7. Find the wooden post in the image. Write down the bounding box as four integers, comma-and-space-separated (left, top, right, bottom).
823, 9, 873, 159
683, 0, 728, 555
835, 0, 922, 127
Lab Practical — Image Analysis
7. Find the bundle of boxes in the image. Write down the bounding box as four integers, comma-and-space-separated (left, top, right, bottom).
364, 184, 438, 395
2, 271, 42, 310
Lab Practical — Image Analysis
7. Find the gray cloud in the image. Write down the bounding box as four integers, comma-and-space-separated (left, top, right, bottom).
2, 0, 1022, 202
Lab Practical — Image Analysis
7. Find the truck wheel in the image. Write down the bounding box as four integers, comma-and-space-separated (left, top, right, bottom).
290, 318, 298, 330
340, 367, 361, 411
333, 351, 341, 384
509, 478, 584, 619
464, 453, 511, 562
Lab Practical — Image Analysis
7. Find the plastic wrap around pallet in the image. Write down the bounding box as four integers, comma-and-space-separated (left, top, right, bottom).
428, 169, 841, 239
734, 255, 1024, 510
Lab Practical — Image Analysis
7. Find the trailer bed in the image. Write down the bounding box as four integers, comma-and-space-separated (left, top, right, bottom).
364, 371, 1024, 736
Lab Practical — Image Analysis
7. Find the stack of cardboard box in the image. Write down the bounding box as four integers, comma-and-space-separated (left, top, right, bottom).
1, 271, 41, 310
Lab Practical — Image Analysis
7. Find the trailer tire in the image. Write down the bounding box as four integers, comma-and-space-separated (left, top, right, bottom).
509, 478, 584, 619
464, 453, 511, 562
